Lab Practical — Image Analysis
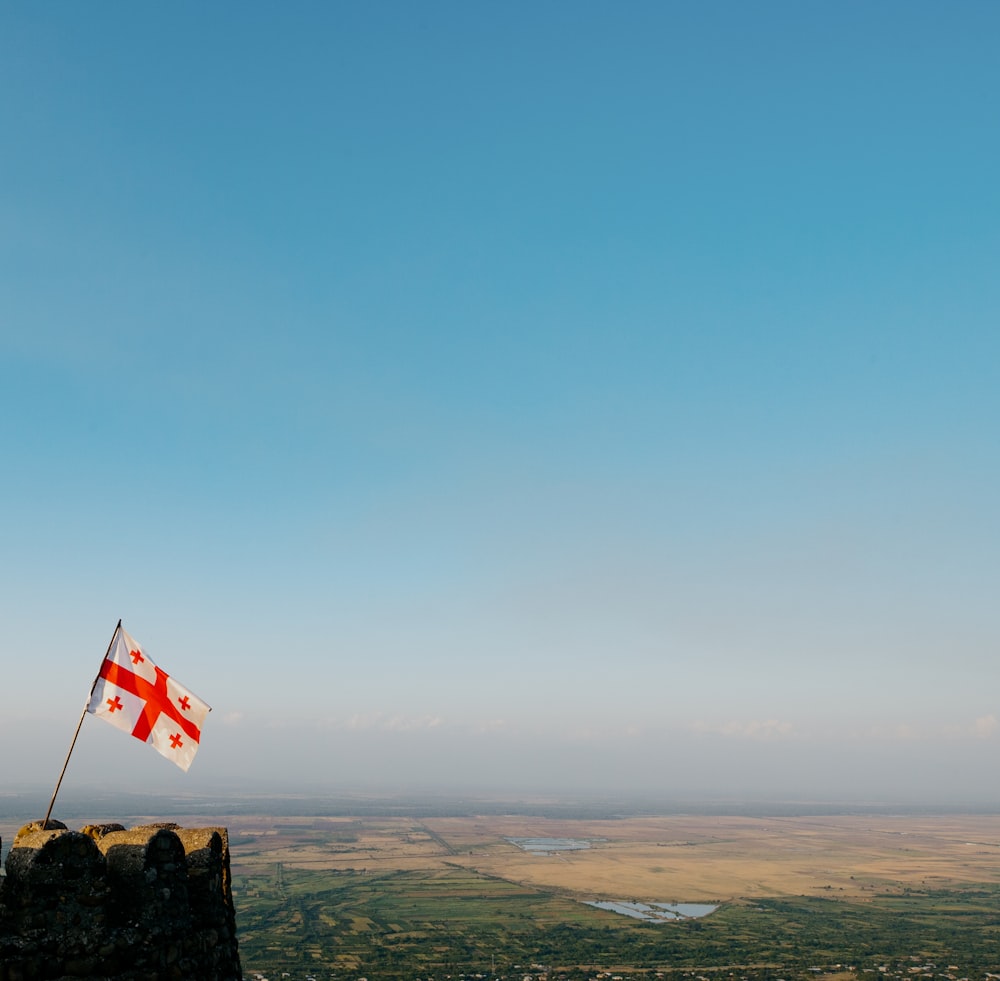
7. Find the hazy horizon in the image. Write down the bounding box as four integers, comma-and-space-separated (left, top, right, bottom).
2, 3, 998, 805
7, 781, 1000, 822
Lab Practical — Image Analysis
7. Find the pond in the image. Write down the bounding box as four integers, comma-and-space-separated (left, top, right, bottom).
586, 900, 719, 921
506, 837, 595, 854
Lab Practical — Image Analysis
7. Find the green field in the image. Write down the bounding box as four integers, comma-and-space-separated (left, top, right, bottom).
234, 864, 1000, 980
8, 795, 999, 980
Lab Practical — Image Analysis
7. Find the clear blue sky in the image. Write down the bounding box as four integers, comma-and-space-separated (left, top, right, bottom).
2, 2, 998, 803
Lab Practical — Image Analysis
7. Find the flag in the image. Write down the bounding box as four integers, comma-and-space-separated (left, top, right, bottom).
87, 626, 211, 771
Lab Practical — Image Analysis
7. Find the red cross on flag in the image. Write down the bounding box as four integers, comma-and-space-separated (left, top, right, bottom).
86, 626, 211, 771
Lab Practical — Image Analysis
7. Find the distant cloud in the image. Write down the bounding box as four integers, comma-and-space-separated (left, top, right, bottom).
343, 712, 443, 732
384, 715, 442, 732
344, 713, 380, 731
694, 719, 793, 740
862, 719, 1000, 742
222, 711, 243, 725
474, 718, 511, 733
974, 714, 998, 739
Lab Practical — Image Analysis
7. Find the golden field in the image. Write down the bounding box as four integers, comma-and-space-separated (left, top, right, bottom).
223, 811, 1000, 902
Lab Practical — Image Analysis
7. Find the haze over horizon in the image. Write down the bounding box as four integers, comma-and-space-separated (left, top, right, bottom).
2, 3, 998, 807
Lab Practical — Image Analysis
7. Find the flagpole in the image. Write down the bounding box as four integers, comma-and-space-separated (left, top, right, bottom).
42, 619, 123, 829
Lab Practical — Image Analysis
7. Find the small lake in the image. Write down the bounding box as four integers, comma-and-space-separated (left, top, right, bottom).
586, 901, 718, 922
506, 837, 594, 854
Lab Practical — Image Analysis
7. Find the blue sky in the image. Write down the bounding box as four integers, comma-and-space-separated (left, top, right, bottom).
2, 2, 999, 803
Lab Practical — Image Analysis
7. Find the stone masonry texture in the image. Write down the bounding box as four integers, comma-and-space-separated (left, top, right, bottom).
0, 820, 242, 981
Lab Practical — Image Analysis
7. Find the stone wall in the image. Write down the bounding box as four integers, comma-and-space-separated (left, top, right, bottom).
0, 820, 242, 981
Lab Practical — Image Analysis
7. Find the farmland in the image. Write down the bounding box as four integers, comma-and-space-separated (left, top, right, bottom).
223, 809, 1000, 980
4, 794, 999, 979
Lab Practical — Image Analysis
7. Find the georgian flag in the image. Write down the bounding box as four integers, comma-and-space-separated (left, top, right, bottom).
87, 627, 211, 771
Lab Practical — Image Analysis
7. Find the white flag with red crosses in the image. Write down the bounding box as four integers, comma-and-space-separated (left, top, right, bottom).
86, 626, 211, 771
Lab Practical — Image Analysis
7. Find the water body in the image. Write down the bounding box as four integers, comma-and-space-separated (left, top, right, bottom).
586, 901, 718, 922
506, 837, 594, 854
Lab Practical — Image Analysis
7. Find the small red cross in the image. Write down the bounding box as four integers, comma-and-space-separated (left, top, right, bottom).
177, 695, 191, 711
129, 649, 144, 665
169, 733, 183, 749
107, 695, 123, 713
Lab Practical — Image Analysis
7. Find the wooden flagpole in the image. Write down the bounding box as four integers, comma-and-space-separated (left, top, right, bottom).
42, 619, 123, 829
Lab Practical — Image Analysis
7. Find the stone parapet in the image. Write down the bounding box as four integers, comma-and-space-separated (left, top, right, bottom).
0, 821, 242, 981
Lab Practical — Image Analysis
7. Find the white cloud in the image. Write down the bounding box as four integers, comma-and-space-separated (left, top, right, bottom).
694, 718, 794, 740
343, 712, 444, 732
344, 713, 383, 731
384, 715, 442, 732
474, 718, 511, 733
974, 714, 998, 739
